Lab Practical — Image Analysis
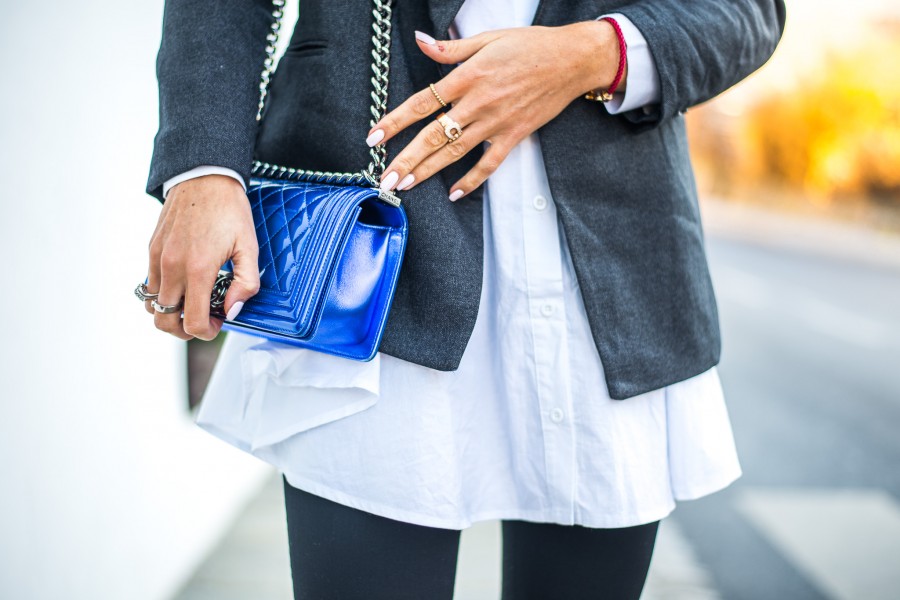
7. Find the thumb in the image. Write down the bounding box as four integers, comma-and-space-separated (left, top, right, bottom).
223, 243, 260, 322
414, 29, 498, 64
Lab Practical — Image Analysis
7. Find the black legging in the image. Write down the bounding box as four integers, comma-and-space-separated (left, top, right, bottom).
283, 477, 659, 600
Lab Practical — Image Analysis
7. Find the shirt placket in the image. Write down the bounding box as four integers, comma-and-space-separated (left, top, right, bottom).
518, 136, 578, 521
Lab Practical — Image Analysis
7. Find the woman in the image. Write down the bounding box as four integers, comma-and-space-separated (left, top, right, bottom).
143, 0, 785, 597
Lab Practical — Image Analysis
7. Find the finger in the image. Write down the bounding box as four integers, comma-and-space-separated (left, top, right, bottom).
222, 236, 261, 323
145, 228, 166, 316
182, 262, 219, 341
413, 29, 506, 65
154, 257, 192, 341
447, 140, 513, 201
365, 79, 462, 148
394, 120, 494, 192
380, 108, 475, 191
143, 276, 158, 316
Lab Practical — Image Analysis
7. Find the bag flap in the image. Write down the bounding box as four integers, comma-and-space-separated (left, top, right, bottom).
237, 180, 378, 337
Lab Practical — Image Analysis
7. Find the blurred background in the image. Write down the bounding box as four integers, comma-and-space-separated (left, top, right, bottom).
1, 1, 898, 599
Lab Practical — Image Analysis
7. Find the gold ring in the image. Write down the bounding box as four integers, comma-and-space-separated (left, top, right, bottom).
429, 83, 447, 108
436, 112, 462, 142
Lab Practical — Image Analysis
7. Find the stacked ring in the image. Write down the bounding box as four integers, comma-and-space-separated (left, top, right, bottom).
134, 282, 159, 302
429, 83, 447, 108
151, 299, 184, 314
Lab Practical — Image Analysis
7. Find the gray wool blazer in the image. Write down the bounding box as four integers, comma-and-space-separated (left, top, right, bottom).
146, 0, 786, 399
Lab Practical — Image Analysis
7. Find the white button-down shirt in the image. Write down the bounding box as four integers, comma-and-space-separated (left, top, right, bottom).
192, 0, 742, 530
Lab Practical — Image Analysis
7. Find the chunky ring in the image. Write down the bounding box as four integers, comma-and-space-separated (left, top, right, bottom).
209, 271, 235, 318
134, 282, 159, 302
436, 112, 463, 143
151, 299, 184, 314
429, 83, 447, 108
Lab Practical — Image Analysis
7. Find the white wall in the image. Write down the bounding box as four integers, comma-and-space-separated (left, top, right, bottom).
0, 1, 298, 598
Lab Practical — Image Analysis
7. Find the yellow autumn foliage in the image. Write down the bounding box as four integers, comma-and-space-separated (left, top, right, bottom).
688, 28, 900, 205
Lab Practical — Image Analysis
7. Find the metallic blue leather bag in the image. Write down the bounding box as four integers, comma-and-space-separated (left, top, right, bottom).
210, 0, 406, 361
214, 179, 406, 361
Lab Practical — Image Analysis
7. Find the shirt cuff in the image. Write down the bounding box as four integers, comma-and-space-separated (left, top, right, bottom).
595, 13, 661, 115
162, 166, 247, 200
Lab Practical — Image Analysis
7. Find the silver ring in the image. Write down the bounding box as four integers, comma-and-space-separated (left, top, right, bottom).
134, 282, 159, 302
151, 299, 184, 314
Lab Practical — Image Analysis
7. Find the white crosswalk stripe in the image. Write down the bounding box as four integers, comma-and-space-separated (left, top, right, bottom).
453, 521, 501, 600
642, 519, 722, 600
452, 517, 722, 600
736, 487, 900, 600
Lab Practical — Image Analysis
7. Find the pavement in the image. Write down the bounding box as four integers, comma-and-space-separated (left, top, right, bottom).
173, 473, 721, 600
679, 198, 900, 600
173, 198, 900, 600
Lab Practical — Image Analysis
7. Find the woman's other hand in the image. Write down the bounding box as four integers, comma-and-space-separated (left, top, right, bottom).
145, 175, 260, 340
367, 20, 625, 200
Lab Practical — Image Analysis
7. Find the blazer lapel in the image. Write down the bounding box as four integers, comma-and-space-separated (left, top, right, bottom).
429, 0, 549, 35
427, 0, 469, 39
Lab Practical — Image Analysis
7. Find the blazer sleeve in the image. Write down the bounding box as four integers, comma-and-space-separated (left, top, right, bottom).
612, 0, 786, 128
145, 0, 278, 202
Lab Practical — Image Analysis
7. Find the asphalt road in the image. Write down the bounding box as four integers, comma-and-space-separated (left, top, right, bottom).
672, 231, 900, 600
176, 220, 900, 600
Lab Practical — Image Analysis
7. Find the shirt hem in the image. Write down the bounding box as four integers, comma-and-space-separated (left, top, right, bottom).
282, 471, 679, 531
672, 466, 743, 501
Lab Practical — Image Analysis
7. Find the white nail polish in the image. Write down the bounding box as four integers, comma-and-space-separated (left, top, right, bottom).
396, 173, 415, 191
366, 129, 385, 147
449, 189, 464, 202
226, 301, 244, 321
415, 30, 436, 45
380, 171, 400, 191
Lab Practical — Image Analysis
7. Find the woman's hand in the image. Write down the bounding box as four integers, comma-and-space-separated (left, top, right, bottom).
367, 20, 624, 200
145, 175, 260, 340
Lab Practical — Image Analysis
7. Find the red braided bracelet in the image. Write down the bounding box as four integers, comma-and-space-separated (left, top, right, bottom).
585, 16, 627, 102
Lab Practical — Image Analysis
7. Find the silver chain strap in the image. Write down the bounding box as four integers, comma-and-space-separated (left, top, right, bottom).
251, 0, 399, 206
365, 1, 392, 181
254, 0, 285, 123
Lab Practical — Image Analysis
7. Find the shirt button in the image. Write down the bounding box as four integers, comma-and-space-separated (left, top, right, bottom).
532, 195, 548, 210
540, 303, 554, 317
550, 407, 565, 423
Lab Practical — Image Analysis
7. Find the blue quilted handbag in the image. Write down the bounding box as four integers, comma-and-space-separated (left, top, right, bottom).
209, 0, 406, 361
213, 179, 406, 361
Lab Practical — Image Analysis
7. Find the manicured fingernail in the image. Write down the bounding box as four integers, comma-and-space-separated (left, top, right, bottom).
449, 189, 464, 202
380, 171, 399, 191
366, 129, 385, 147
226, 301, 244, 321
396, 173, 415, 191
415, 30, 436, 45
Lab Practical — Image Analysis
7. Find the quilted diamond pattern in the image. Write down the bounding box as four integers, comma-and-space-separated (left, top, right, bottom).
250, 183, 318, 293
241, 180, 381, 336
220, 178, 408, 361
